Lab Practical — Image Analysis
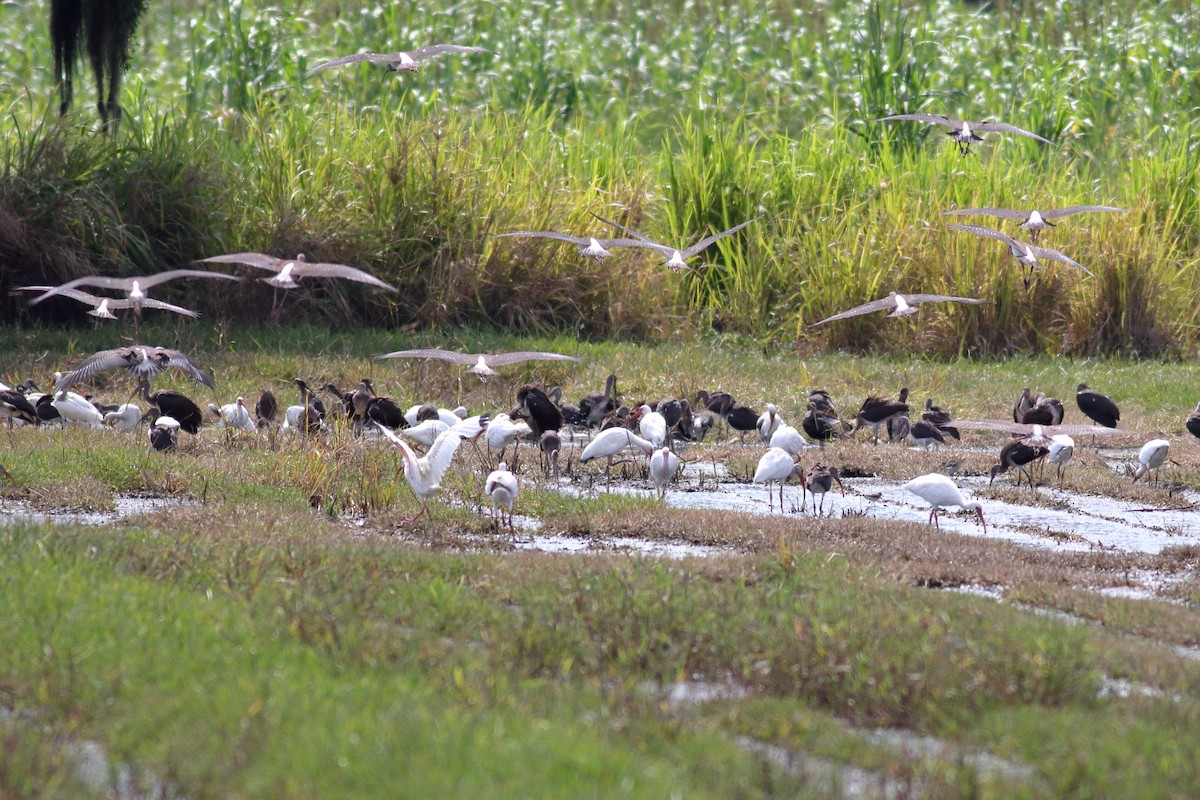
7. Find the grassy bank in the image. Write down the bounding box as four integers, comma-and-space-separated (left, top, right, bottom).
3, 329, 1200, 796
2, 1, 1200, 353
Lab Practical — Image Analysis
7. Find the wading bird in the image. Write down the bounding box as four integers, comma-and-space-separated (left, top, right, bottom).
989, 439, 1050, 489
1132, 439, 1170, 486
1076, 383, 1120, 430
56, 345, 214, 394
304, 44, 494, 76
148, 415, 179, 452
375, 416, 488, 524
580, 427, 656, 478
103, 403, 142, 432
947, 224, 1092, 288
804, 464, 844, 516
591, 212, 760, 273
649, 446, 680, 500
376, 348, 582, 380
753, 447, 804, 512
854, 389, 910, 445
13, 286, 199, 320
809, 291, 986, 327
1187, 402, 1200, 441
0, 390, 39, 428
903, 473, 987, 533
942, 205, 1126, 243
485, 462, 518, 533
876, 114, 1054, 155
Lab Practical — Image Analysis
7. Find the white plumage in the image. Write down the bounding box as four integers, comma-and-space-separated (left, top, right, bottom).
1132, 439, 1170, 485
753, 447, 803, 512
902, 473, 986, 533
756, 403, 782, 442
103, 403, 143, 432
401, 419, 450, 448
376, 416, 488, 523
649, 447, 680, 499
52, 390, 104, 427
636, 404, 669, 448
485, 462, 519, 531
580, 427, 656, 474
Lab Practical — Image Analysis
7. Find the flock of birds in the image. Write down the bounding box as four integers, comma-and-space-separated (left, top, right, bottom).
0, 335, 1192, 536
0, 45, 1168, 537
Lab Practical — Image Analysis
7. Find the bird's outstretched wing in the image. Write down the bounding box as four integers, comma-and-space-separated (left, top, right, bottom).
484, 352, 582, 367
375, 348, 477, 365
681, 217, 760, 257
969, 121, 1054, 144
406, 44, 495, 60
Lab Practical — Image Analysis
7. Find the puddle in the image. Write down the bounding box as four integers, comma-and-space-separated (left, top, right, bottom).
0, 495, 193, 527
737, 737, 907, 799
513, 532, 724, 559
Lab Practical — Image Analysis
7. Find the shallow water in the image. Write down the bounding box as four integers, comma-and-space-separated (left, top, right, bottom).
0, 495, 192, 527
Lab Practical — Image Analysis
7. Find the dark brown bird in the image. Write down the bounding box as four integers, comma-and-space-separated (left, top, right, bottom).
0, 390, 39, 427
855, 388, 910, 444
990, 439, 1050, 488
922, 397, 959, 440
907, 420, 947, 449
802, 406, 842, 448
1013, 388, 1035, 423
141, 387, 204, 435
726, 402, 760, 444
295, 379, 326, 421
580, 374, 619, 429
1076, 383, 1120, 428
804, 465, 844, 516
1187, 402, 1200, 442
516, 385, 564, 437
255, 389, 277, 428
1019, 396, 1064, 427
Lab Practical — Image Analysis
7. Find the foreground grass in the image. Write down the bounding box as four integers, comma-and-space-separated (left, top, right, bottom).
4, 327, 1200, 796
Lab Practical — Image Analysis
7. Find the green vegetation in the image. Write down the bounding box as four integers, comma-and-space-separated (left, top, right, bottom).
2, 0, 1200, 353
4, 329, 1200, 796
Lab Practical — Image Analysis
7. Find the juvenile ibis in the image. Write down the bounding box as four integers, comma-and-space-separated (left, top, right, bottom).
804, 465, 844, 516
989, 439, 1050, 488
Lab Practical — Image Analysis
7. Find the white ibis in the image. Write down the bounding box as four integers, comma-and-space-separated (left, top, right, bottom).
875, 113, 1054, 155
756, 404, 783, 442
903, 473, 987, 533
804, 465, 844, 516
103, 403, 142, 432
402, 418, 450, 448
200, 252, 397, 291
1047, 435, 1075, 487
208, 397, 256, 435
26, 269, 239, 308
753, 448, 804, 512
942, 205, 1125, 243
591, 212, 760, 273
376, 348, 581, 380
375, 416, 488, 524
947, 224, 1091, 288
636, 404, 669, 448
485, 413, 531, 463
1132, 439, 1170, 485
809, 291, 986, 327
649, 446, 680, 500
769, 423, 810, 456
304, 44, 494, 76
281, 404, 323, 435
51, 390, 104, 427
56, 345, 214, 393
580, 427, 655, 478
485, 462, 518, 532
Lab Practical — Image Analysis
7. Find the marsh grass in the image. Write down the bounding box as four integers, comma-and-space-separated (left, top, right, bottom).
4, 1, 1200, 351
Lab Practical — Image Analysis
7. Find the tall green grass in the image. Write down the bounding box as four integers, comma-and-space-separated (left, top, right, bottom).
2, 0, 1200, 354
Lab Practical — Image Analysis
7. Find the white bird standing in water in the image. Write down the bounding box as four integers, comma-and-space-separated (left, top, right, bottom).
485, 462, 519, 533
103, 403, 142, 432
753, 448, 804, 512
636, 404, 668, 448
376, 416, 488, 524
902, 473, 986, 533
649, 446, 680, 500
1132, 439, 1170, 485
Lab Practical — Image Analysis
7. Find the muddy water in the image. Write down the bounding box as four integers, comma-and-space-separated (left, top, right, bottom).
0, 495, 192, 527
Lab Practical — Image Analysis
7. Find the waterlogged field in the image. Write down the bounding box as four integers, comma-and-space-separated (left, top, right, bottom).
2, 1, 1200, 352
3, 325, 1200, 797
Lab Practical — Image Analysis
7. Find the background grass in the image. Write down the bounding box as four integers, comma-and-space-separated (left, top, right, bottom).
1, 0, 1199, 353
